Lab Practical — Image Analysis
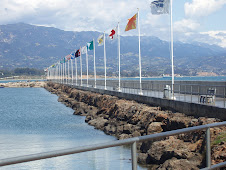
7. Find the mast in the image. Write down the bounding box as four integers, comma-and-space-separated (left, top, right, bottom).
71, 57, 73, 85
138, 8, 143, 95
80, 47, 83, 86
75, 57, 78, 85
170, 0, 174, 99
118, 22, 121, 92
93, 39, 96, 88
104, 32, 107, 90
86, 48, 89, 87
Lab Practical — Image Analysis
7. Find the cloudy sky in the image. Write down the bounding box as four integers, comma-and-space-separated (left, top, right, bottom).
0, 0, 226, 48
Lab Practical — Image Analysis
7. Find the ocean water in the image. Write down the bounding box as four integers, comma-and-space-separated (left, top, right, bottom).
94, 76, 226, 81
122, 76, 226, 81
0, 88, 146, 170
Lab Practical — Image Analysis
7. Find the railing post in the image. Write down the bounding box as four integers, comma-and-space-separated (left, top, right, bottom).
206, 127, 211, 168
131, 141, 137, 170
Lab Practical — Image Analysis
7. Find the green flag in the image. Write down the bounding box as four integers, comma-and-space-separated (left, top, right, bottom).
87, 40, 94, 51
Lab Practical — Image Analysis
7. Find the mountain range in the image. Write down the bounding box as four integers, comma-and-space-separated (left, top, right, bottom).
0, 23, 225, 76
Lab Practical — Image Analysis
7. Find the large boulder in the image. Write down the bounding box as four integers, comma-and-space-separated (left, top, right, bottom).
157, 157, 199, 170
147, 122, 163, 135
147, 136, 202, 167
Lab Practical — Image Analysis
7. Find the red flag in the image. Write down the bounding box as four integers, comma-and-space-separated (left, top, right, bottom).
125, 13, 137, 32
65, 54, 71, 60
75, 49, 80, 57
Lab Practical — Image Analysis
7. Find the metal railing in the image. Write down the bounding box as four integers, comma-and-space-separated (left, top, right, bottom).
51, 78, 226, 108
1, 122, 225, 170
52, 79, 226, 108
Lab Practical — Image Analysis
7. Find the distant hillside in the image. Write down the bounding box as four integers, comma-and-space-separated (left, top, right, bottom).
0, 23, 225, 76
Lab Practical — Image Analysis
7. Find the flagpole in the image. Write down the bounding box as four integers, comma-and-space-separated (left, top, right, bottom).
104, 32, 107, 90
75, 58, 78, 85
86, 48, 89, 87
80, 47, 83, 86
57, 64, 59, 83
138, 8, 143, 95
63, 62, 64, 84
65, 62, 66, 84
71, 57, 73, 85
93, 39, 96, 88
118, 22, 121, 92
170, 0, 174, 99
61, 63, 62, 83
68, 58, 70, 84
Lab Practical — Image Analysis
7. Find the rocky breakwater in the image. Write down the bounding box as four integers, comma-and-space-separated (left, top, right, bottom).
0, 81, 46, 88
45, 82, 226, 169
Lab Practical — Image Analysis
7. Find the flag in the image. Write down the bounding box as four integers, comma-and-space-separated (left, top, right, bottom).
75, 49, 80, 57
65, 54, 71, 60
87, 40, 94, 51
71, 52, 75, 59
150, 0, 170, 15
97, 34, 104, 46
81, 46, 87, 54
125, 13, 137, 32
109, 26, 118, 40
60, 58, 65, 64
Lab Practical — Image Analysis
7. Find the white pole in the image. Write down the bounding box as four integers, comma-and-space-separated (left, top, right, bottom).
57, 64, 59, 82
60, 63, 62, 84
47, 69, 48, 80
170, 0, 175, 99
71, 58, 73, 85
104, 32, 107, 90
138, 9, 143, 95
93, 39, 96, 88
75, 58, 78, 85
63, 62, 64, 84
80, 48, 83, 86
68, 59, 70, 84
86, 48, 89, 87
65, 62, 67, 84
118, 22, 121, 92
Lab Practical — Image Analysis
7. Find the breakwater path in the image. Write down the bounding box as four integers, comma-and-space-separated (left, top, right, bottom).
45, 82, 226, 169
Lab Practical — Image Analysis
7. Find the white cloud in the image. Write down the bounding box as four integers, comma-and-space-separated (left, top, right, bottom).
174, 19, 200, 33
200, 31, 226, 48
0, 0, 148, 33
185, 0, 226, 18
0, 0, 225, 48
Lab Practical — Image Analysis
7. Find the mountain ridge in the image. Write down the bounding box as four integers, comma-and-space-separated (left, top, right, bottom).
0, 23, 225, 76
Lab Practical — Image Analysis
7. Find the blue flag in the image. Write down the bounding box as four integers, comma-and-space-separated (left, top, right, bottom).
71, 52, 75, 59
150, 0, 170, 15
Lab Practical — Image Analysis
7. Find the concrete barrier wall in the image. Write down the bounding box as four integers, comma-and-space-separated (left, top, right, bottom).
70, 85, 226, 121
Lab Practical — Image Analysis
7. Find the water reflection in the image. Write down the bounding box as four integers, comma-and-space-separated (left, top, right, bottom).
0, 88, 146, 169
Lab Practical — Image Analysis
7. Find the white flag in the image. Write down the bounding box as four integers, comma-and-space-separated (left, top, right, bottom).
109, 26, 118, 40
150, 0, 170, 15
97, 34, 104, 46
81, 46, 87, 54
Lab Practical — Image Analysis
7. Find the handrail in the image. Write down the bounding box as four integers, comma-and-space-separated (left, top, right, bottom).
0, 121, 225, 169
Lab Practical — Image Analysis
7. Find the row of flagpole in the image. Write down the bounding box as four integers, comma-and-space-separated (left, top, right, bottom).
46, 0, 174, 98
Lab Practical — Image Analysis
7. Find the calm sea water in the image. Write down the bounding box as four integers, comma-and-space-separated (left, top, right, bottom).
0, 88, 146, 170
1, 76, 226, 83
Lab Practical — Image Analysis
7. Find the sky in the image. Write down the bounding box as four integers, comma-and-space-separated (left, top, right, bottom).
0, 0, 226, 48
